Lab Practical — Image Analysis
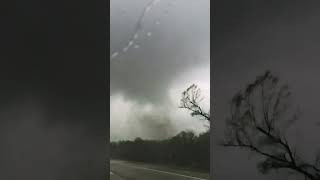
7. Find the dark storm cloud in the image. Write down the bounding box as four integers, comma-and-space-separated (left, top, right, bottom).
214, 1, 320, 180
0, 0, 107, 179
1, 0, 106, 126
110, 0, 210, 104
0, 97, 105, 179
110, 0, 210, 142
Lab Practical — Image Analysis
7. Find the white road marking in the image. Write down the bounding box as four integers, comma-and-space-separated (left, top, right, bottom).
113, 162, 207, 180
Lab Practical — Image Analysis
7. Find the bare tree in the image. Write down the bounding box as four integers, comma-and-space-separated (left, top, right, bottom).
180, 84, 210, 122
222, 71, 320, 180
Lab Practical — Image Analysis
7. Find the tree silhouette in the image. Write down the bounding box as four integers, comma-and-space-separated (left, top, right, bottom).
110, 84, 211, 171
110, 131, 210, 171
180, 84, 210, 122
222, 70, 320, 180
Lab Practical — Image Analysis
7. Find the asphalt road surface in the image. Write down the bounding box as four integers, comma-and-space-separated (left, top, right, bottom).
110, 160, 209, 180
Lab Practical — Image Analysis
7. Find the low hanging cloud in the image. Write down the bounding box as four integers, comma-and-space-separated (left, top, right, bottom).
110, 0, 210, 142
110, 94, 175, 141
110, 0, 210, 141
113, 101, 177, 140
110, 0, 210, 105
110, 63, 210, 141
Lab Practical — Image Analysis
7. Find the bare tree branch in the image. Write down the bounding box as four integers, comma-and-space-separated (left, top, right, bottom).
222, 70, 320, 180
180, 84, 210, 122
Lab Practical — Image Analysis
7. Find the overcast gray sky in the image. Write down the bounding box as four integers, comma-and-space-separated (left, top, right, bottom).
214, 1, 320, 179
110, 0, 210, 141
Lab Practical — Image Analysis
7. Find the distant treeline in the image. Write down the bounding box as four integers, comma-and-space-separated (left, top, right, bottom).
110, 130, 210, 171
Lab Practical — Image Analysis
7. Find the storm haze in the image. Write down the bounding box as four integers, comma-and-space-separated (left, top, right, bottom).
0, 0, 107, 179
110, 0, 210, 141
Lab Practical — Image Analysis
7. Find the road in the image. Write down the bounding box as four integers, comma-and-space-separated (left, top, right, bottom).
110, 160, 209, 180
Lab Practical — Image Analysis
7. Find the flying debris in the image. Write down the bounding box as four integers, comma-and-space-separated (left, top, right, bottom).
128, 41, 134, 47
133, 33, 139, 40
111, 52, 119, 59
110, 0, 166, 61
134, 44, 140, 49
123, 47, 128, 52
